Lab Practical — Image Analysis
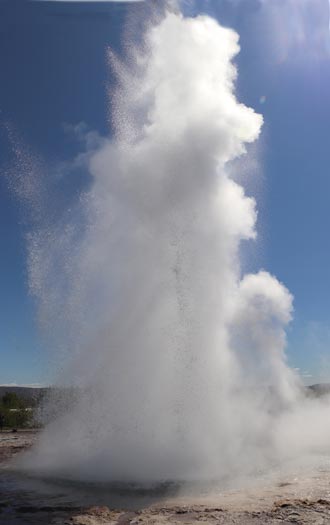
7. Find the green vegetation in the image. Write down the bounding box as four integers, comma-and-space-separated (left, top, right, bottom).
0, 392, 34, 430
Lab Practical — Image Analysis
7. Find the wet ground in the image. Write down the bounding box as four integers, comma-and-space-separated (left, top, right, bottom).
2, 432, 330, 523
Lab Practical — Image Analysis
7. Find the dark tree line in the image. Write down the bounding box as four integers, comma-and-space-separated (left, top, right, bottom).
0, 392, 33, 430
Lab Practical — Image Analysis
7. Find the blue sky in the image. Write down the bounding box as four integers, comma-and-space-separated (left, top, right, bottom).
1, 0, 330, 385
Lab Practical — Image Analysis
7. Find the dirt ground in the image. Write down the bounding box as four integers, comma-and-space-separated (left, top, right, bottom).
1, 432, 330, 524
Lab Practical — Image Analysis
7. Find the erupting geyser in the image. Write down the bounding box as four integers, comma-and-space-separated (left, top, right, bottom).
19, 9, 330, 482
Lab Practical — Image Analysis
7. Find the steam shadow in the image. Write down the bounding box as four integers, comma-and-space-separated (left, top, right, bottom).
0, 466, 185, 511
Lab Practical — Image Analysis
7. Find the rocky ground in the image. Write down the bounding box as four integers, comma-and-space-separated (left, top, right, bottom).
1, 432, 330, 524
0, 430, 37, 463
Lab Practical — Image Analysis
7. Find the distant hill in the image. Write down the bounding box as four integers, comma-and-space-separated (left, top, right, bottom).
0, 386, 50, 404
307, 383, 330, 397
0, 384, 329, 406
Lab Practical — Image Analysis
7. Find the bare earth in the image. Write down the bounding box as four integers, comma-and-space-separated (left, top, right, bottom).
1, 432, 330, 524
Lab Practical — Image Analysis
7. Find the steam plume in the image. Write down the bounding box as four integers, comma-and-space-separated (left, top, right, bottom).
19, 10, 330, 483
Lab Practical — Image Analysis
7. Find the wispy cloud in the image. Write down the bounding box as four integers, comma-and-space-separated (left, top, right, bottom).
208, 0, 330, 63
0, 383, 47, 388
34, 1, 144, 3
